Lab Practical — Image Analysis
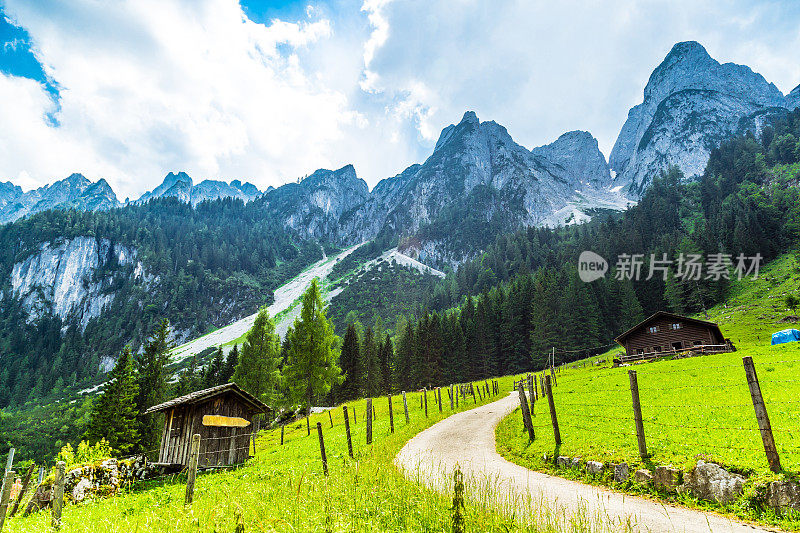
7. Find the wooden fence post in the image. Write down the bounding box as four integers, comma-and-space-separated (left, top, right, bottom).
9, 463, 35, 518
423, 389, 428, 417
437, 388, 443, 413
306, 411, 311, 436
353, 405, 357, 424
628, 370, 648, 459
343, 406, 353, 458
366, 399, 373, 444
470, 383, 476, 404
388, 394, 395, 433
544, 375, 561, 445
517, 382, 535, 441
281, 424, 285, 445
743, 356, 782, 472
3, 450, 13, 475
455, 386, 459, 408
328, 410, 334, 428
51, 461, 66, 529
0, 470, 15, 533
185, 434, 201, 505
402, 391, 409, 423
449, 385, 454, 410
316, 423, 328, 476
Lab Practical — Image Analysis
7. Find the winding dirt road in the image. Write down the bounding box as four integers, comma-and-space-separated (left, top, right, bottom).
395, 392, 771, 532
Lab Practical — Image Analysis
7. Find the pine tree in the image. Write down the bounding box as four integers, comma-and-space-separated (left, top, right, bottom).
338, 323, 362, 401
135, 319, 174, 451
283, 279, 342, 411
203, 347, 225, 387
177, 355, 203, 395
221, 344, 239, 383
380, 335, 394, 394
233, 307, 282, 405
84, 346, 139, 454
362, 326, 379, 397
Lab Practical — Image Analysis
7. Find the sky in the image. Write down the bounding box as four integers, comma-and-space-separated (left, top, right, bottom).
0, 0, 799, 200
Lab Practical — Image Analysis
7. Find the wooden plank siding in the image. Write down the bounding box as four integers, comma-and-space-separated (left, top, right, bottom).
619, 314, 726, 357
155, 391, 256, 468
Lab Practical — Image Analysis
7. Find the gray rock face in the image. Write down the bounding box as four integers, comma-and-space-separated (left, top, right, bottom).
265, 164, 369, 241
635, 468, 653, 485
653, 465, 681, 492
679, 460, 744, 504
586, 461, 604, 475
787, 84, 800, 110
610, 41, 788, 196
766, 479, 800, 511
613, 462, 629, 483
136, 172, 261, 206
338, 112, 625, 267
10, 236, 144, 329
0, 173, 121, 224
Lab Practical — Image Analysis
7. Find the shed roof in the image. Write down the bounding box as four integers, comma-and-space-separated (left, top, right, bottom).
144, 382, 269, 414
614, 311, 724, 346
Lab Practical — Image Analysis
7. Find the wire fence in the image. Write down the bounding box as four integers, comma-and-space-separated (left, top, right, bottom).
511, 353, 800, 473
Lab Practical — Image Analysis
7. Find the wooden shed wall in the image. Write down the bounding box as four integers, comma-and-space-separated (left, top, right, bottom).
623, 316, 724, 354
157, 391, 256, 467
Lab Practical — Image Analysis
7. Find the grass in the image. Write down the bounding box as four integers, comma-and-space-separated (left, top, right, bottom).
4, 377, 623, 533
495, 254, 800, 529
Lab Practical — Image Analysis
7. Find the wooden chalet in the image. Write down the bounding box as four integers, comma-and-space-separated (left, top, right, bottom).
145, 382, 269, 469
614, 311, 735, 363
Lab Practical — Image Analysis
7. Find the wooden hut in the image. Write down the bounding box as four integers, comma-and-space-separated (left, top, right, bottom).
144, 382, 269, 468
614, 311, 734, 363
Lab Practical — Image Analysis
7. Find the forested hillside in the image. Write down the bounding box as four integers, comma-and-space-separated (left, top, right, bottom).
0, 197, 321, 408
374, 109, 800, 389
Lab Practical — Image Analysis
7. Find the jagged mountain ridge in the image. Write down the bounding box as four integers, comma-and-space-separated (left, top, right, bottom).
611, 41, 794, 196
136, 172, 262, 206
0, 173, 121, 224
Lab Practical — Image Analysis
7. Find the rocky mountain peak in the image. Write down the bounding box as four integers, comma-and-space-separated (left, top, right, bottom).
788, 84, 800, 110
531, 130, 611, 189
610, 41, 789, 196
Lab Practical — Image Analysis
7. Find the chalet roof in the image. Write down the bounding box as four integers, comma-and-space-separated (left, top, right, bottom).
144, 382, 269, 414
614, 311, 724, 345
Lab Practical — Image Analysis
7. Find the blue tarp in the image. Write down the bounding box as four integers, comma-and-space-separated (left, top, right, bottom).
771, 329, 800, 345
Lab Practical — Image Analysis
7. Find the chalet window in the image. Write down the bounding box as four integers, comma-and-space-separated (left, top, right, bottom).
671, 341, 683, 350
649, 326, 658, 333
170, 411, 184, 437
671, 323, 682, 330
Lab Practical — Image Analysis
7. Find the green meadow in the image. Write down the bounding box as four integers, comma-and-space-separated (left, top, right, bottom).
496, 254, 800, 528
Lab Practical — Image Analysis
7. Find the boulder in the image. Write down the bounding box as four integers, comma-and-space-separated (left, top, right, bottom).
654, 465, 681, 492
557, 456, 570, 467
680, 460, 744, 504
766, 480, 800, 511
571, 457, 582, 469
635, 469, 653, 486
71, 478, 92, 502
586, 461, 604, 475
613, 462, 629, 482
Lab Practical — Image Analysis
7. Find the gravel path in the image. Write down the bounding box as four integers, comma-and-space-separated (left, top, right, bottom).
395, 392, 772, 532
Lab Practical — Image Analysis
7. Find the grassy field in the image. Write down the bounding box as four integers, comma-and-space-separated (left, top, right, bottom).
496, 254, 800, 528
4, 377, 608, 533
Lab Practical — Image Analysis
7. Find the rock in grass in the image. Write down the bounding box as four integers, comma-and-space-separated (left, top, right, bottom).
557, 456, 571, 467
571, 457, 582, 469
654, 465, 681, 492
766, 479, 800, 511
613, 462, 629, 482
680, 460, 744, 504
635, 469, 653, 485
586, 461, 604, 475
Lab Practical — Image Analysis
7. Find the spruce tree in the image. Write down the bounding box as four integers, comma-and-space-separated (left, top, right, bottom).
221, 344, 239, 383
203, 347, 225, 387
283, 279, 342, 411
177, 355, 202, 395
362, 326, 379, 397
338, 323, 362, 401
85, 346, 139, 454
233, 307, 282, 405
379, 335, 394, 394
135, 319, 174, 451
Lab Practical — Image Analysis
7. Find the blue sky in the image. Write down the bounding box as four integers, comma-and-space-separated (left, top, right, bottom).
0, 0, 798, 199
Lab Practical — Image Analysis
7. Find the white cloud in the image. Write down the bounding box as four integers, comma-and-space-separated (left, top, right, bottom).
1, 0, 799, 198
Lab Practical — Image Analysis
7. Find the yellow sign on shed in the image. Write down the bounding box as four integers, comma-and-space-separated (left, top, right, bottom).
202, 415, 251, 428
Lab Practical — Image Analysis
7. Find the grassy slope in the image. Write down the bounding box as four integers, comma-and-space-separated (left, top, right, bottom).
5, 377, 569, 533
496, 254, 800, 528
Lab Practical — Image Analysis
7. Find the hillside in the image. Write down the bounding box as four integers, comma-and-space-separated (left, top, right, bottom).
496, 254, 800, 529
